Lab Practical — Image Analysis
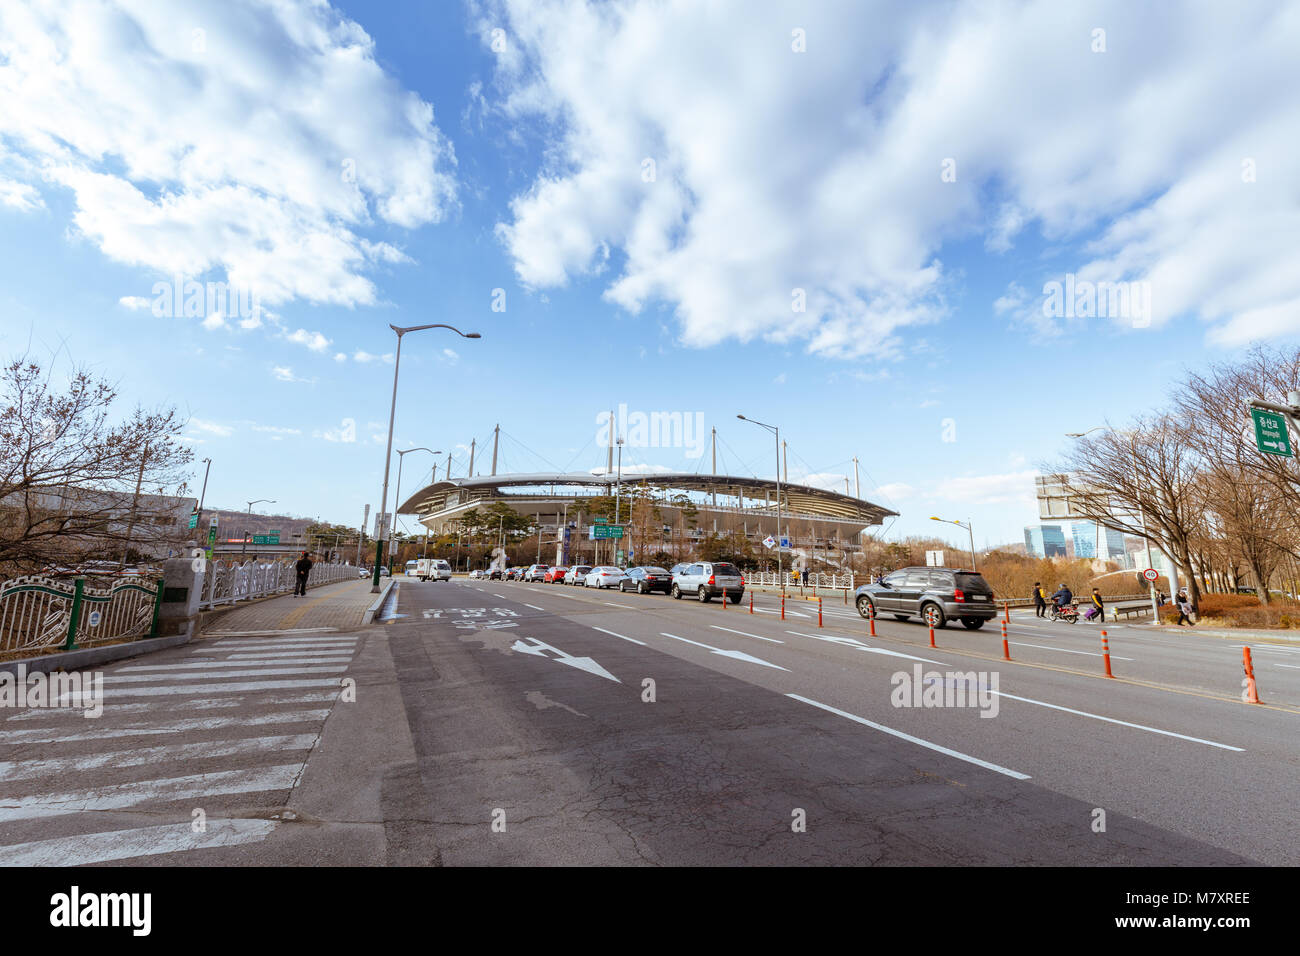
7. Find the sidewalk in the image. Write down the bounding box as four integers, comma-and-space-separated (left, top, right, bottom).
201, 578, 389, 635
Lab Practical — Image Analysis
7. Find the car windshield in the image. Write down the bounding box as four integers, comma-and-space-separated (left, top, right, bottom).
713, 564, 740, 575
643, 567, 668, 574
955, 573, 988, 591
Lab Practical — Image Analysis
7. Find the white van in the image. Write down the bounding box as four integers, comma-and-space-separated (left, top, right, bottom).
416, 558, 452, 582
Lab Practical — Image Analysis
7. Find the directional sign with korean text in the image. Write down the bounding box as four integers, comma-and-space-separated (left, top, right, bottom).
589, 525, 624, 539
1251, 407, 1293, 457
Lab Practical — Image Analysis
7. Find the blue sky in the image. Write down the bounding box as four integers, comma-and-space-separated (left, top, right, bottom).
1, 0, 1296, 551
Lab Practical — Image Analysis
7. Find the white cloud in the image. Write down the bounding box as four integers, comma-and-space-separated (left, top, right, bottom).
485, 0, 1300, 353
250, 424, 303, 436
272, 366, 312, 384
352, 350, 393, 364
0, 176, 43, 211
930, 470, 1039, 508
0, 0, 456, 310
189, 418, 233, 437
285, 328, 331, 352
334, 352, 347, 362
118, 295, 150, 310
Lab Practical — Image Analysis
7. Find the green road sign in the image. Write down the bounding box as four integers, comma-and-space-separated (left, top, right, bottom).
593, 518, 608, 524
187, 513, 198, 530
1251, 407, 1293, 457
590, 525, 624, 539
250, 534, 281, 546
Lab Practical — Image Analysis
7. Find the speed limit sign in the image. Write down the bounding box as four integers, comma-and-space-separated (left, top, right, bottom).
1142, 568, 1159, 582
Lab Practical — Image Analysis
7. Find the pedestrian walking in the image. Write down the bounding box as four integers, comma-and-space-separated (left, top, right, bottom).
1087, 587, 1105, 622
1033, 581, 1047, 618
295, 551, 313, 597
1175, 588, 1195, 626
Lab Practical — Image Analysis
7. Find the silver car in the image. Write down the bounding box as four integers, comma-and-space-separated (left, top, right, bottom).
584, 566, 626, 589
671, 561, 745, 603
564, 565, 593, 585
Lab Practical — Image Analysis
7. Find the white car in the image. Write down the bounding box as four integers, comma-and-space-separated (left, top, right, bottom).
524, 564, 550, 582
564, 565, 593, 585
584, 566, 626, 589
468, 569, 483, 579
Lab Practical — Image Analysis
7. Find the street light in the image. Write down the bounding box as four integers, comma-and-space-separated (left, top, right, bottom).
738, 414, 783, 590
929, 516, 975, 570
391, 447, 441, 564
373, 324, 481, 592
243, 498, 276, 559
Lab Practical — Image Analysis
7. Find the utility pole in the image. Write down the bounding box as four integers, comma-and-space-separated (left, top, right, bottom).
782, 440, 788, 486
194, 457, 212, 534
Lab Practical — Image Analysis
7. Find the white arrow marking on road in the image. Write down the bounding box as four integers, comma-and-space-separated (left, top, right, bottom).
659, 633, 788, 670
710, 625, 783, 644
785, 631, 948, 665
511, 637, 620, 682
422, 609, 442, 618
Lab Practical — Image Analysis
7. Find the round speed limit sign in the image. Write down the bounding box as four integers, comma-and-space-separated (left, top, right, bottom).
87, 610, 102, 627
1142, 568, 1159, 582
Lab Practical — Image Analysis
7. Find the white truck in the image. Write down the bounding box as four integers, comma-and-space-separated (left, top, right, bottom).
416, 558, 452, 582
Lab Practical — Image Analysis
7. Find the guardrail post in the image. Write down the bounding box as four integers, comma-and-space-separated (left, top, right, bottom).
63, 577, 85, 650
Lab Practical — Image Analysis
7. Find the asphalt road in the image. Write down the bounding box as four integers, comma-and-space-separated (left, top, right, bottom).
2, 576, 1294, 865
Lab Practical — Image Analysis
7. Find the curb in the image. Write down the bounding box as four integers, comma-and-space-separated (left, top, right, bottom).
362, 579, 396, 625
0, 632, 192, 678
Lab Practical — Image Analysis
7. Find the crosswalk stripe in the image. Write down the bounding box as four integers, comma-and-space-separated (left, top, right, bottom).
118, 659, 351, 671
104, 667, 347, 683
225, 652, 355, 660
0, 764, 304, 823
0, 734, 319, 781
0, 819, 277, 867
65, 679, 342, 700
0, 710, 332, 745
211, 639, 357, 649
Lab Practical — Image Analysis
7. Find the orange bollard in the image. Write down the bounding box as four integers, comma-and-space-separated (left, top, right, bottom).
818, 597, 823, 628
749, 592, 754, 614
1243, 647, 1261, 704
1003, 601, 1010, 624
722, 588, 727, 610
929, 625, 936, 647
1001, 620, 1011, 660
781, 594, 785, 621
1101, 630, 1114, 678
869, 604, 876, 637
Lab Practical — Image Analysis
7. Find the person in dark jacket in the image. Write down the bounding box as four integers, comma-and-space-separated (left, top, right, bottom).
1051, 583, 1073, 607
295, 551, 313, 597
1175, 588, 1195, 626
1032, 581, 1047, 618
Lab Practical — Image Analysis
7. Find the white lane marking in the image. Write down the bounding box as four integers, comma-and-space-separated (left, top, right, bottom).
785, 631, 949, 665
226, 652, 354, 661
209, 641, 357, 651
72, 679, 341, 699
0, 819, 278, 867
604, 602, 635, 609
754, 608, 809, 618
119, 658, 351, 671
524, 604, 545, 611
659, 632, 787, 671
1232, 644, 1300, 656
710, 625, 783, 644
105, 667, 346, 682
206, 627, 340, 636
1, 710, 331, 745
0, 734, 319, 782
1273, 662, 1300, 670
493, 593, 507, 599
1007, 640, 1135, 661
511, 637, 620, 682
787, 694, 1031, 781
0, 765, 305, 823
592, 626, 646, 646
990, 692, 1244, 751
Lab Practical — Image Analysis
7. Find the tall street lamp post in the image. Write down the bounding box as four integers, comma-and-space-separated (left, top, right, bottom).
738, 414, 783, 592
930, 516, 976, 570
373, 324, 480, 592
243, 498, 275, 559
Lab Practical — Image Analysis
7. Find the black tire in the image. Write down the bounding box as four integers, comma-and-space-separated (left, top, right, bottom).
672, 585, 682, 600
856, 596, 875, 619
698, 587, 710, 603
729, 593, 742, 605
639, 582, 648, 594
961, 617, 984, 630
921, 603, 947, 629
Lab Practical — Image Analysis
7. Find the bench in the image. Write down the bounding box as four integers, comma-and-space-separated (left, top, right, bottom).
1110, 601, 1152, 621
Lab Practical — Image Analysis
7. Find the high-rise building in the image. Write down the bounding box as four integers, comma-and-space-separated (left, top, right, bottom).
1024, 524, 1067, 558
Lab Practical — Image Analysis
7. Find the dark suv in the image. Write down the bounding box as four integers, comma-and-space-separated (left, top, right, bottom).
854, 567, 997, 629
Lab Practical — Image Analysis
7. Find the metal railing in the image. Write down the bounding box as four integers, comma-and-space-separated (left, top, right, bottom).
747, 571, 856, 589
0, 574, 163, 656
197, 559, 357, 610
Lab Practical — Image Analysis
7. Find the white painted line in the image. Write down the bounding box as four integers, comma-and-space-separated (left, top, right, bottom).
105, 666, 347, 683
710, 625, 783, 644
991, 692, 1244, 751
592, 626, 646, 646
0, 764, 306, 823
206, 627, 340, 636
0, 734, 319, 782
493, 594, 507, 599
659, 632, 787, 671
785, 631, 948, 665
226, 652, 354, 661
1008, 640, 1135, 661
1, 710, 332, 745
786, 693, 1031, 780
84, 679, 341, 699
1271, 662, 1300, 670
119, 659, 350, 671
754, 608, 809, 618
604, 602, 635, 609
524, 604, 545, 611
0, 819, 277, 867
211, 637, 357, 646
1232, 644, 1300, 656
209, 642, 356, 651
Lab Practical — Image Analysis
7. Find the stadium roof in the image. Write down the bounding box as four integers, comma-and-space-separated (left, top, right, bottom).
396, 472, 896, 525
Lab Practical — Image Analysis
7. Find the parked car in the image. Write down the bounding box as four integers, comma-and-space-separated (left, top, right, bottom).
584, 566, 627, 589
564, 565, 593, 585
505, 567, 522, 580
853, 566, 996, 629
544, 566, 568, 583
669, 563, 690, 577
524, 564, 550, 582
671, 562, 744, 603
620, 566, 672, 594
488, 568, 504, 580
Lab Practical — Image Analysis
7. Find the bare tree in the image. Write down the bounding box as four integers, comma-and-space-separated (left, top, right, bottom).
0, 358, 192, 573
